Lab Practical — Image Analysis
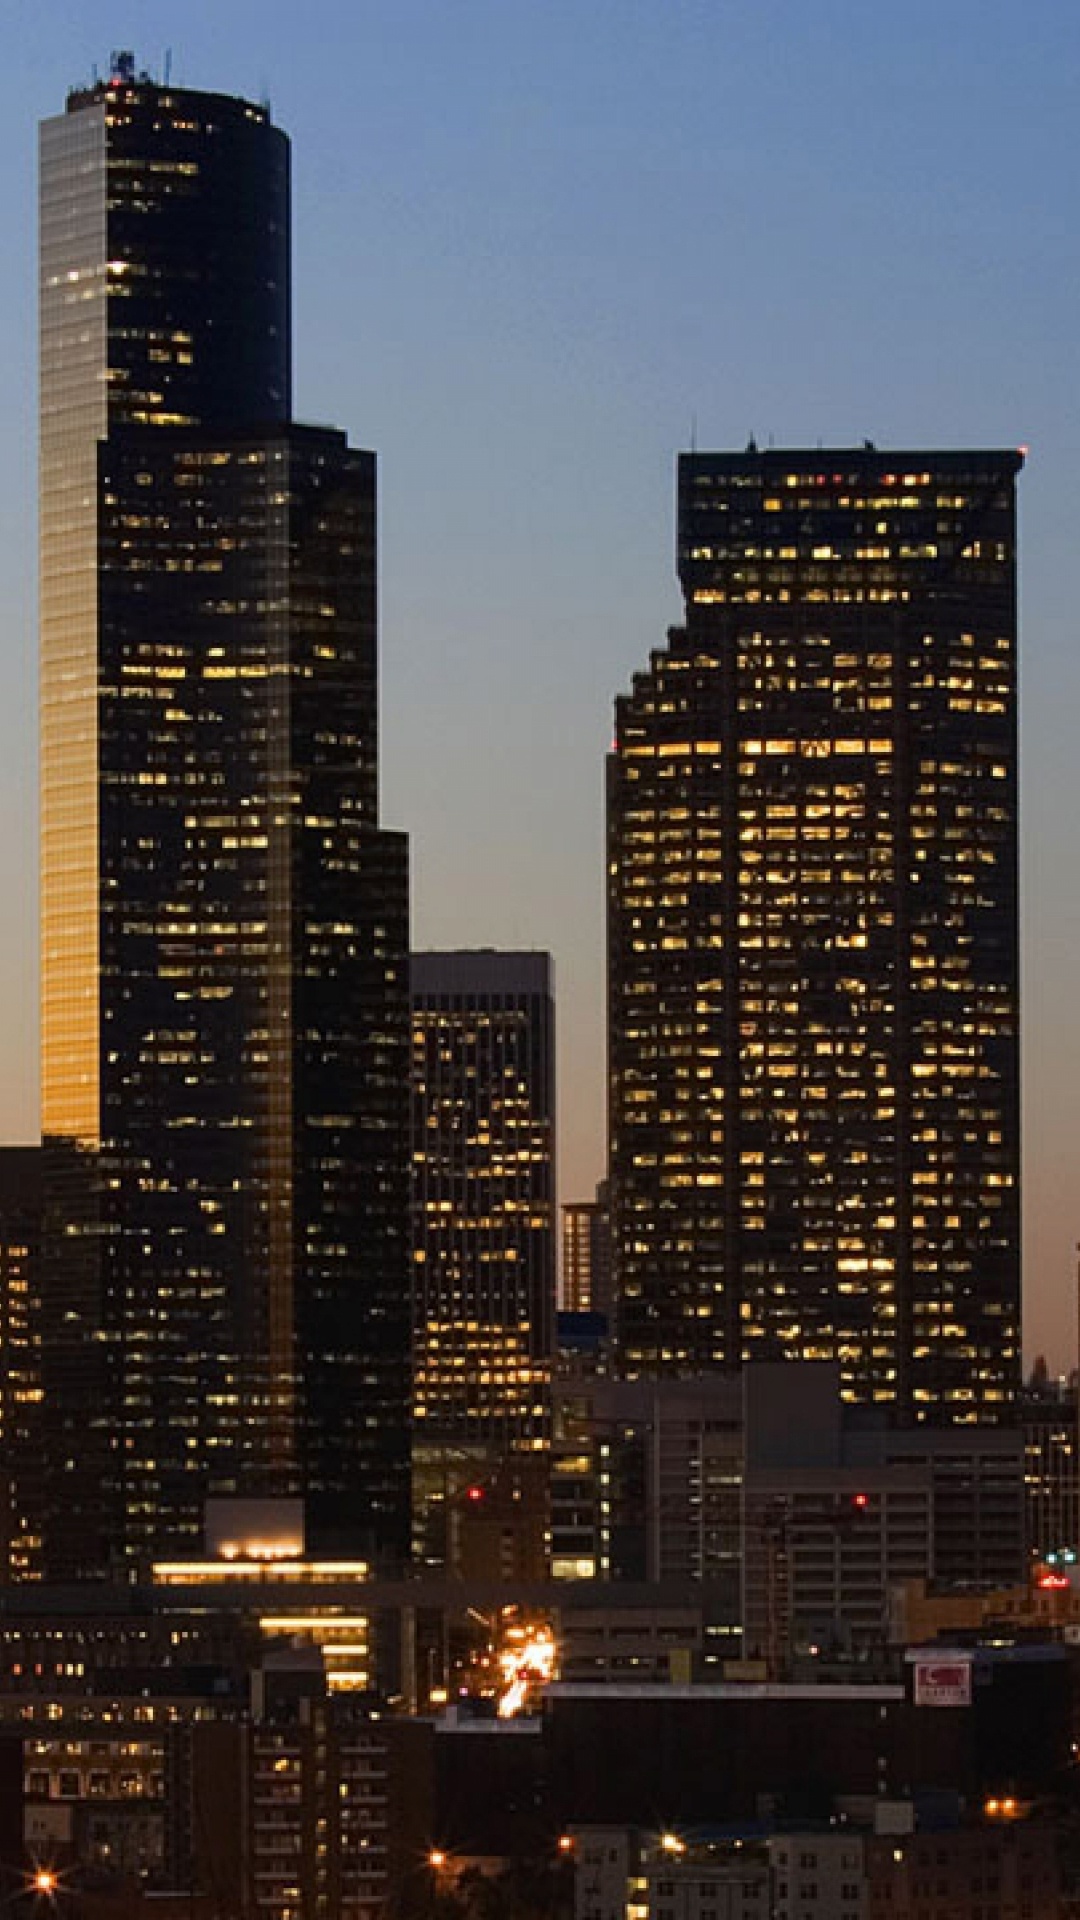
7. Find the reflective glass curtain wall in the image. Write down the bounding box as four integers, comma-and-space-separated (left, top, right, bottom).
40, 69, 408, 1571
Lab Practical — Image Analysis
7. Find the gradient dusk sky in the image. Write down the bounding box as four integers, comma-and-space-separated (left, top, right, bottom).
0, 2, 1077, 1363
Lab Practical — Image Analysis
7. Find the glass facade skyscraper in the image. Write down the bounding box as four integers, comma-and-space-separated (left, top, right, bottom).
608, 446, 1021, 1422
40, 59, 409, 1573
41, 75, 291, 1152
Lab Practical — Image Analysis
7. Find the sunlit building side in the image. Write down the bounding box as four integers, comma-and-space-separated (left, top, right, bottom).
39, 57, 409, 1574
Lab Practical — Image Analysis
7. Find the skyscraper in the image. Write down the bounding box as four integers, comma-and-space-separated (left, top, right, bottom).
0, 1148, 44, 1582
608, 446, 1021, 1422
561, 1184, 612, 1317
40, 56, 410, 1572
410, 951, 555, 1562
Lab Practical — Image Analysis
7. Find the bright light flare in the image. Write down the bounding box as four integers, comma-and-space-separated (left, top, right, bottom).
495, 1621, 557, 1718
985, 1795, 1019, 1821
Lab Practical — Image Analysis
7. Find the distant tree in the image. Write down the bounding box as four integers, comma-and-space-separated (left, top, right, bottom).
409, 1857, 573, 1920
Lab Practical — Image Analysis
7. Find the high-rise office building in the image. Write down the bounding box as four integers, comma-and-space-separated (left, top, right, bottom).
608, 446, 1021, 1421
0, 1149, 44, 1581
561, 1183, 612, 1316
1020, 1379, 1079, 1562
39, 56, 410, 1572
410, 951, 555, 1561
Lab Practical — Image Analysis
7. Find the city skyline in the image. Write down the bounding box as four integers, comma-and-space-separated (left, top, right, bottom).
0, 5, 1076, 1362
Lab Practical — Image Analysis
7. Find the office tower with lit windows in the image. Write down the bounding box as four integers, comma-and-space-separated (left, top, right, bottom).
561, 1183, 612, 1316
608, 445, 1021, 1421
39, 56, 410, 1573
0, 1149, 44, 1582
410, 951, 555, 1562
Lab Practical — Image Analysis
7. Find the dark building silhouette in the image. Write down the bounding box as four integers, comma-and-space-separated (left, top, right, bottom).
410, 951, 555, 1564
608, 446, 1022, 1421
0, 1148, 43, 1581
544, 1648, 1069, 1829
1020, 1377, 1079, 1561
39, 57, 409, 1573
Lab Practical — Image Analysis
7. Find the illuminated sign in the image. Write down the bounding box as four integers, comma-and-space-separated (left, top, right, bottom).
913, 1659, 971, 1708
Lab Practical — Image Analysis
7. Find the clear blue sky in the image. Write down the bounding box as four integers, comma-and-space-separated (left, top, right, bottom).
1, 2, 1077, 1362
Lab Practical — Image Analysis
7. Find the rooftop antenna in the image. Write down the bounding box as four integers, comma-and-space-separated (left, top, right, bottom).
689, 413, 697, 453
164, 48, 172, 87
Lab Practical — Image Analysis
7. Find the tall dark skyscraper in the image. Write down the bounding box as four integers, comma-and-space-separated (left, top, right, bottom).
410, 951, 555, 1562
0, 1149, 44, 1582
40, 56, 410, 1573
608, 446, 1021, 1422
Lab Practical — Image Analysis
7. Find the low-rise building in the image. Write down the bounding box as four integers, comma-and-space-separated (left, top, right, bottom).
769, 1832, 866, 1920
571, 1826, 634, 1920
638, 1837, 770, 1920
864, 1822, 1061, 1919
551, 1364, 1026, 1667
569, 1821, 1064, 1920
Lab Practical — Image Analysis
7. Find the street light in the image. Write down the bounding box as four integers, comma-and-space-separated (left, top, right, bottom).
0, 1870, 60, 1913
985, 1796, 1020, 1821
